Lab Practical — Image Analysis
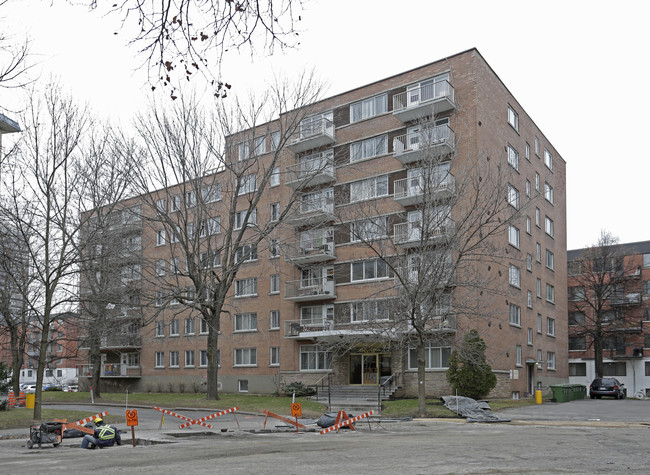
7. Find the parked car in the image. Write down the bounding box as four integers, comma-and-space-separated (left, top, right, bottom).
63, 385, 78, 392
589, 378, 626, 399
23, 384, 37, 393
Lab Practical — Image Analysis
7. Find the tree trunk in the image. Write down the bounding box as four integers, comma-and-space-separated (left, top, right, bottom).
206, 318, 220, 400
90, 331, 102, 398
33, 318, 51, 420
417, 340, 427, 417
594, 337, 603, 378
9, 325, 24, 397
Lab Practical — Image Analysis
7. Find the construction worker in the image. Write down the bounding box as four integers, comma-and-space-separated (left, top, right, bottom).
81, 417, 122, 449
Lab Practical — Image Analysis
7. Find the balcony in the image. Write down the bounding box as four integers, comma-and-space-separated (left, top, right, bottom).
288, 196, 335, 226
395, 265, 455, 288
285, 276, 336, 302
393, 220, 455, 248
100, 334, 142, 350
610, 293, 642, 306
287, 117, 335, 153
285, 154, 336, 189
76, 364, 142, 378
393, 125, 455, 164
393, 81, 455, 123
393, 175, 455, 206
285, 237, 336, 265
284, 318, 334, 338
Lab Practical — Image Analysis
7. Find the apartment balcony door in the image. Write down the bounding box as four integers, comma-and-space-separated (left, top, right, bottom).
349, 354, 391, 385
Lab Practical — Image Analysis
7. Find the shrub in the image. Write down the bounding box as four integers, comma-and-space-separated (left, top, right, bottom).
446, 329, 497, 400
283, 381, 315, 398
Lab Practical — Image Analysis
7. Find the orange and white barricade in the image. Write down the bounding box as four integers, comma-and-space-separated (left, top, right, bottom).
55, 411, 109, 435
320, 410, 374, 435
153, 406, 213, 429
178, 407, 240, 429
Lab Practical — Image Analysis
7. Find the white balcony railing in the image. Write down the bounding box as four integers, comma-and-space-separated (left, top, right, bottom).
285, 276, 335, 301
288, 117, 335, 153
285, 236, 335, 263
393, 81, 455, 122
393, 125, 455, 163
76, 363, 142, 378
394, 220, 454, 247
393, 175, 455, 204
285, 155, 335, 188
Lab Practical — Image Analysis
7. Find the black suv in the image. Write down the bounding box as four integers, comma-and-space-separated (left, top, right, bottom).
589, 378, 626, 399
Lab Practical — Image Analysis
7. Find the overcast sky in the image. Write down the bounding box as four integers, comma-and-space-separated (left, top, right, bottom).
1, 0, 649, 250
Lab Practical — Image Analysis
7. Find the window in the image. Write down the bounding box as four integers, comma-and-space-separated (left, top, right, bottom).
545, 250, 554, 270
253, 136, 266, 156
509, 304, 521, 326
156, 229, 166, 246
568, 286, 585, 301
200, 251, 221, 268
507, 184, 519, 209
350, 217, 387, 242
199, 350, 208, 367
603, 361, 626, 376
525, 180, 531, 197
238, 174, 257, 195
300, 345, 332, 370
270, 347, 280, 366
155, 291, 165, 307
535, 172, 540, 191
271, 167, 281, 187
156, 198, 167, 214
171, 195, 181, 212
186, 223, 195, 239
270, 310, 280, 330
185, 350, 195, 367
350, 93, 387, 123
546, 317, 555, 336
508, 225, 520, 248
350, 300, 390, 322
350, 175, 389, 202
169, 351, 179, 368
569, 336, 586, 351
170, 257, 180, 274
121, 264, 141, 282
350, 134, 387, 162
270, 274, 280, 294
644, 253, 650, 268
536, 243, 541, 262
270, 239, 280, 259
170, 225, 181, 243
544, 148, 553, 171
235, 278, 257, 297
408, 343, 452, 369
235, 209, 257, 229
527, 328, 533, 345
155, 352, 164, 368
155, 320, 164, 337
546, 284, 555, 303
184, 318, 195, 335
527, 290, 533, 308
645, 280, 650, 295
270, 202, 280, 221
235, 244, 258, 263
547, 352, 556, 370
509, 264, 521, 288
535, 208, 540, 227
234, 313, 257, 332
537, 314, 542, 333
544, 183, 554, 204
351, 259, 389, 281
200, 217, 221, 236
570, 362, 587, 376
569, 312, 585, 326
200, 318, 208, 334
271, 131, 280, 151
516, 345, 522, 366
507, 106, 519, 131
526, 253, 532, 271
185, 190, 196, 208
234, 348, 257, 366
201, 184, 221, 203
525, 143, 530, 161
568, 260, 583, 275
507, 145, 519, 171
534, 137, 540, 156
300, 111, 333, 138
526, 217, 531, 235
238, 141, 249, 161
238, 380, 249, 392
169, 319, 179, 336
536, 279, 542, 298
155, 259, 166, 276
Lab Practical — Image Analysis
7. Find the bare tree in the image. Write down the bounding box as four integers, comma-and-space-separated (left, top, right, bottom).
87, 0, 303, 98
567, 230, 640, 379
129, 74, 323, 399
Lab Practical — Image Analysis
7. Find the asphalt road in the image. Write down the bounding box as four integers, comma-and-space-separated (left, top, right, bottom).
1, 399, 649, 474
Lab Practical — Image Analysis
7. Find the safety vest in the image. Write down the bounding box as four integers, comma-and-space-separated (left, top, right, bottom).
97, 425, 116, 441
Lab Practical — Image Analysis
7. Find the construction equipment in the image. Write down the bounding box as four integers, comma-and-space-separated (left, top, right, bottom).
27, 422, 63, 449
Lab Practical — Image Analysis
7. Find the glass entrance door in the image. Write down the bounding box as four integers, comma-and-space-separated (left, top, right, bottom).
349, 353, 390, 385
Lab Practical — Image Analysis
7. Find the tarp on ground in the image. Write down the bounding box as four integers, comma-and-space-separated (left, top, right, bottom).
441, 396, 511, 423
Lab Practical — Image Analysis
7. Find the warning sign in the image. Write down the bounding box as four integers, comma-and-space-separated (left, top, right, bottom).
290, 403, 302, 418
126, 409, 139, 427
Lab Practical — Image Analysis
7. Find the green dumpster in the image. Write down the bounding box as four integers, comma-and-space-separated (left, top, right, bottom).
550, 384, 586, 402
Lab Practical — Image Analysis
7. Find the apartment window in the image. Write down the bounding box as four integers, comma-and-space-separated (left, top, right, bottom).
155, 291, 165, 307
169, 351, 179, 368
547, 351, 556, 370
300, 345, 332, 370
271, 131, 280, 151
535, 208, 540, 227
507, 184, 519, 209
155, 321, 164, 337
171, 195, 181, 212
544, 217, 554, 237
525, 180, 531, 197
184, 317, 195, 335
169, 257, 180, 275
525, 143, 530, 161
644, 253, 650, 268
170, 225, 181, 243
271, 167, 280, 187
350, 300, 390, 322
509, 304, 521, 326
200, 318, 208, 334
186, 222, 195, 239
535, 172, 540, 191
526, 217, 531, 235
155, 259, 165, 276
270, 274, 280, 294
509, 264, 521, 288
270, 202, 280, 221
508, 225, 520, 248
156, 229, 166, 246
169, 291, 179, 306
570, 362, 587, 376
234, 313, 257, 332
185, 190, 196, 208
545, 250, 554, 270
184, 350, 195, 367
544, 148, 553, 171
253, 136, 266, 156
507, 145, 519, 171
547, 317, 556, 336
526, 254, 532, 272
350, 134, 387, 162
350, 217, 387, 242
569, 336, 587, 351
408, 343, 452, 369
546, 284, 555, 303
235, 209, 257, 229
537, 314, 542, 333
156, 198, 167, 214
121, 264, 141, 282
536, 243, 541, 262
270, 347, 280, 367
235, 278, 257, 297
199, 350, 208, 367
155, 352, 164, 368
351, 93, 387, 123
350, 175, 388, 202
200, 251, 221, 269
201, 184, 222, 203
527, 290, 533, 308
235, 244, 258, 263
351, 258, 389, 282
238, 141, 249, 161
644, 280, 650, 295
270, 239, 280, 259
234, 348, 257, 366
534, 137, 540, 156
507, 106, 519, 131
544, 183, 554, 204
527, 328, 533, 345
516, 345, 522, 367
200, 217, 221, 236
238, 174, 257, 195
568, 260, 584, 275
536, 279, 542, 298
270, 310, 280, 330
169, 319, 179, 336
569, 311, 586, 326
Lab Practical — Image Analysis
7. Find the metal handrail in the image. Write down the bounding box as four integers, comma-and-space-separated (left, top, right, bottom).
309, 373, 332, 410
378, 371, 400, 412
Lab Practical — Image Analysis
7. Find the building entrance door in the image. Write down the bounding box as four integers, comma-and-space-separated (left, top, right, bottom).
349, 354, 391, 385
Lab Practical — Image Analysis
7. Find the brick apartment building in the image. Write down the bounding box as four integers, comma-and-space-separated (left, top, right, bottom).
568, 241, 650, 397
77, 48, 567, 398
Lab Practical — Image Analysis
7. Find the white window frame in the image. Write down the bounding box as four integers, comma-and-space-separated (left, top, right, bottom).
544, 182, 554, 204
508, 225, 520, 249
199, 350, 208, 367
547, 351, 556, 370
537, 314, 543, 334
253, 135, 266, 156
270, 274, 280, 294
516, 345, 522, 367
155, 259, 166, 276
156, 229, 166, 246
271, 167, 281, 187
235, 209, 257, 230
271, 132, 280, 151
184, 350, 195, 367
536, 279, 542, 298
546, 284, 555, 303
507, 145, 519, 171
509, 303, 521, 326
270, 310, 280, 330
171, 195, 181, 212
238, 141, 250, 161
184, 317, 195, 335
408, 343, 452, 370
169, 351, 179, 368
527, 290, 533, 308
235, 278, 258, 297
156, 198, 167, 214
270, 347, 280, 367
201, 184, 222, 203
350, 216, 388, 242
235, 243, 258, 263
300, 345, 332, 371
234, 348, 257, 367
527, 328, 533, 345
508, 106, 519, 132
169, 319, 179, 336
351, 258, 389, 282
234, 313, 257, 332
544, 148, 553, 171
350, 175, 389, 202
155, 320, 165, 337
270, 202, 280, 222
350, 134, 388, 162
238, 174, 257, 195
546, 249, 554, 270
269, 239, 280, 259
526, 216, 531, 235
350, 93, 387, 123
545, 216, 554, 237
507, 184, 519, 209
509, 264, 521, 288
155, 352, 165, 368
200, 318, 208, 334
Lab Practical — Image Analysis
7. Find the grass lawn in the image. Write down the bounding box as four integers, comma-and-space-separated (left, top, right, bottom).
381, 396, 542, 418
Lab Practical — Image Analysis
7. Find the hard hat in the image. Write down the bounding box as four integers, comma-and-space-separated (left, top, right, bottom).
94, 417, 103, 425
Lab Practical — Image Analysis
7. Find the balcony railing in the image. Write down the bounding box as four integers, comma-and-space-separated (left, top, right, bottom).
285, 236, 336, 264
393, 175, 455, 206
284, 318, 334, 337
610, 293, 642, 306
393, 81, 455, 122
100, 334, 142, 349
76, 363, 142, 378
285, 156, 336, 189
289, 197, 335, 226
285, 276, 336, 301
393, 220, 455, 248
288, 117, 335, 153
393, 125, 455, 164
